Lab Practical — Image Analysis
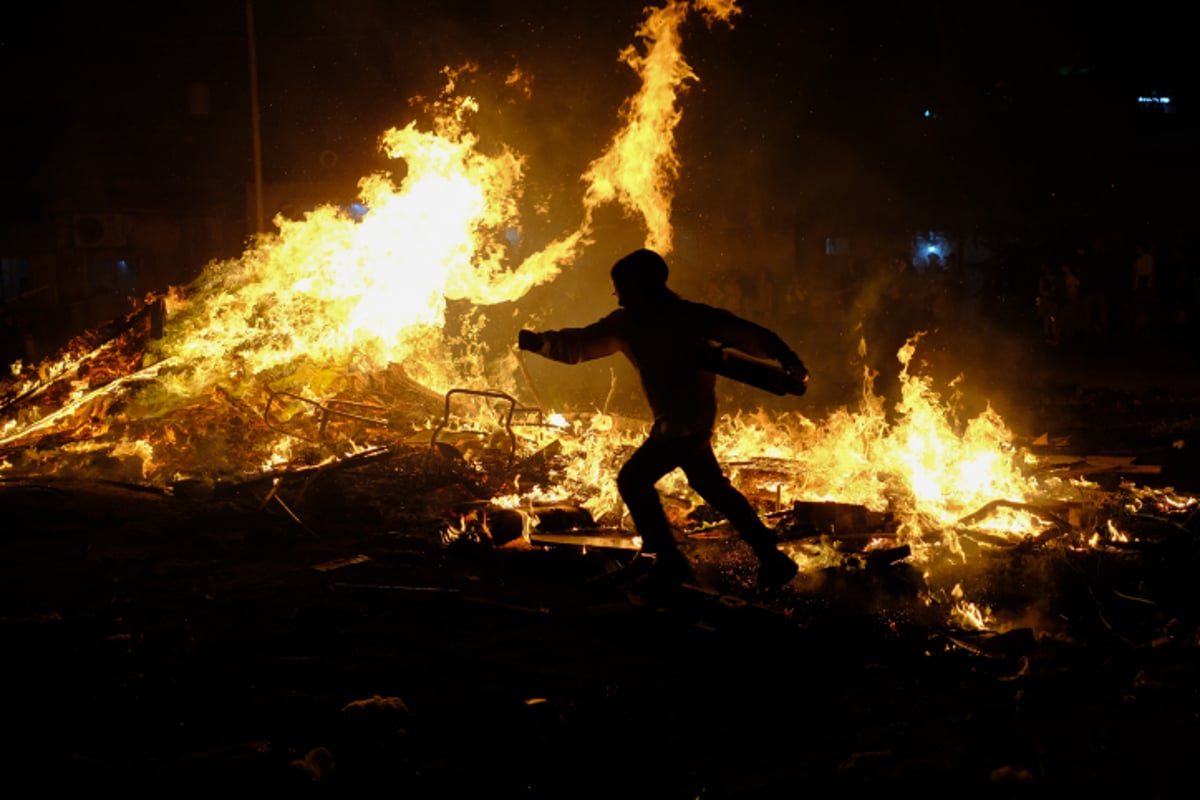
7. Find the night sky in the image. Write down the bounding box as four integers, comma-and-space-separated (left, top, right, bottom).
1, 1, 1192, 246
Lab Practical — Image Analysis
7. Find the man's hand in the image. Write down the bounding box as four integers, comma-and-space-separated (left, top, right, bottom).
782, 353, 809, 384
518, 329, 545, 353
780, 354, 809, 396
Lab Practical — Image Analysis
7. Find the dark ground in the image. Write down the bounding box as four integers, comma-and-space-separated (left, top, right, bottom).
3, 334, 1200, 797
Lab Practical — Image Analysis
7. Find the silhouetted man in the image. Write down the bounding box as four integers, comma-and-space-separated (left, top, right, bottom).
518, 249, 806, 592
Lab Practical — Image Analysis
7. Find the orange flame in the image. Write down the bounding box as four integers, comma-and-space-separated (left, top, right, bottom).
582, 0, 737, 253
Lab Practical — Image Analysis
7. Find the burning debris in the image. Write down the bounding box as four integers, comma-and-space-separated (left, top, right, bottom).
1, 0, 1197, 652
6, 290, 1196, 654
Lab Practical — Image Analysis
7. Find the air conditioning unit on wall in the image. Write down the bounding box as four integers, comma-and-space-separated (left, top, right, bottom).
73, 213, 130, 248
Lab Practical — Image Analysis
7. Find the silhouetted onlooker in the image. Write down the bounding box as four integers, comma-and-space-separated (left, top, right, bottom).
1037, 263, 1059, 345
1132, 244, 1156, 337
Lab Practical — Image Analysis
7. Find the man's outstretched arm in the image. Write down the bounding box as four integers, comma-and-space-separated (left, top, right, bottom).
518, 313, 624, 364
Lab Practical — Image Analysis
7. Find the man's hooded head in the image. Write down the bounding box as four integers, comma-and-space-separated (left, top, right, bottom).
611, 249, 671, 310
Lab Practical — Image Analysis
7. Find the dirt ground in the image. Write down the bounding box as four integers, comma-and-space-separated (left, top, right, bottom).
3, 337, 1200, 797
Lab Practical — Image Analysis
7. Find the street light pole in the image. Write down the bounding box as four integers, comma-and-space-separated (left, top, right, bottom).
246, 0, 265, 235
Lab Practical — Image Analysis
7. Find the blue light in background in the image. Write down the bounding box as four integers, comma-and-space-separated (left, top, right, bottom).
1136, 94, 1173, 113
912, 232, 951, 269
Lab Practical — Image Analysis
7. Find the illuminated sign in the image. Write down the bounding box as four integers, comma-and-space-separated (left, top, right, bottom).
1137, 94, 1172, 112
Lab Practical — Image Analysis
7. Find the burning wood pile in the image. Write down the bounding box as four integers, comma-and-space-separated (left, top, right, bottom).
3, 279, 1198, 658
1, 0, 1198, 658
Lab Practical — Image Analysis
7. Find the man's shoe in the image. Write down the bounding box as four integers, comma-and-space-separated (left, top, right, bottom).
649, 550, 695, 585
628, 550, 694, 606
757, 550, 798, 590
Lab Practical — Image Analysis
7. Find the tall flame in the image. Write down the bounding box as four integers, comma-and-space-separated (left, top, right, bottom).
582, 0, 738, 253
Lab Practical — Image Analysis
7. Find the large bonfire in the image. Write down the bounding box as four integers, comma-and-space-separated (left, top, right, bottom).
1, 0, 1194, 632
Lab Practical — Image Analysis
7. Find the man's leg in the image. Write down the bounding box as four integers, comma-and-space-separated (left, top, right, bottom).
617, 437, 691, 578
679, 436, 798, 588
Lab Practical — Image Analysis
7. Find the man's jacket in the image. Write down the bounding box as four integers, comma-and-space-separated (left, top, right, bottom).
536, 293, 799, 439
